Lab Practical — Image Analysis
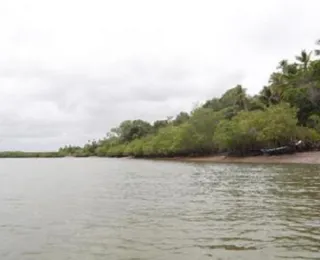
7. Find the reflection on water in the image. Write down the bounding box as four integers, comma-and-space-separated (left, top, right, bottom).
0, 159, 319, 260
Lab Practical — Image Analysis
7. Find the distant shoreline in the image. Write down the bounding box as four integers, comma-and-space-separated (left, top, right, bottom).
149, 151, 320, 165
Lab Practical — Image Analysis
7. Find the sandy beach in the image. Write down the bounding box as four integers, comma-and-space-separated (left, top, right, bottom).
163, 151, 320, 165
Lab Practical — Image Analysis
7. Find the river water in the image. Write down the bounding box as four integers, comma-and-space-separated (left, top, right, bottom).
0, 158, 319, 260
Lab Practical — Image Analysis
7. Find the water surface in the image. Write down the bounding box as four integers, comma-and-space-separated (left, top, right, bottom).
0, 158, 319, 259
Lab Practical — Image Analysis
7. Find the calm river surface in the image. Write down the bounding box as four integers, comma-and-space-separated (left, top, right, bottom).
0, 158, 319, 260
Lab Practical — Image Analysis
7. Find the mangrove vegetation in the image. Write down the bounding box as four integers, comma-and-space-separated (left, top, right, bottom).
58, 40, 320, 158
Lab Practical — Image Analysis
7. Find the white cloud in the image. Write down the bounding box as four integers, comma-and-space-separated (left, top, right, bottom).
0, 0, 319, 150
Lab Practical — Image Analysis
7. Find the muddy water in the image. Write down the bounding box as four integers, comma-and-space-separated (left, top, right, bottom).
0, 158, 319, 259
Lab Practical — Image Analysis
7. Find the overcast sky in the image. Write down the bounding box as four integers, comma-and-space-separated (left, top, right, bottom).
0, 0, 319, 151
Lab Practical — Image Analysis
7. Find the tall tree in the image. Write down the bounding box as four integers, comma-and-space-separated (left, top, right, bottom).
234, 85, 248, 111
277, 59, 289, 74
259, 86, 275, 106
295, 50, 312, 71
173, 112, 190, 125
315, 39, 320, 56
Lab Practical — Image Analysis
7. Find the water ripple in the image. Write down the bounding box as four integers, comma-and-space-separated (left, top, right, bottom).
0, 158, 319, 260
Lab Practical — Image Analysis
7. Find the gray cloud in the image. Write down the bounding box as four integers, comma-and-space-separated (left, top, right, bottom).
0, 59, 245, 150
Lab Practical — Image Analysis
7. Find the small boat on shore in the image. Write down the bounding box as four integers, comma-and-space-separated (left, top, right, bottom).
261, 146, 295, 156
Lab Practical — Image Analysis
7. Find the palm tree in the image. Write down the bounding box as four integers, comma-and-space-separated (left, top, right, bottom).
277, 59, 289, 74
268, 72, 288, 98
259, 86, 275, 106
269, 72, 284, 85
315, 39, 320, 56
295, 50, 312, 71
234, 85, 248, 111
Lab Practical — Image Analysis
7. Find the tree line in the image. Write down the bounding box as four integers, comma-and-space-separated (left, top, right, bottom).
0, 151, 63, 158
58, 40, 320, 158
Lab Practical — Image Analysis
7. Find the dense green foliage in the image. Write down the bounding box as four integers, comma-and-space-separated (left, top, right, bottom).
0, 151, 63, 158
59, 41, 320, 158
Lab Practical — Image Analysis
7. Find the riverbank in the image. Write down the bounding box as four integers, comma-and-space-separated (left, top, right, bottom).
158, 151, 320, 165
